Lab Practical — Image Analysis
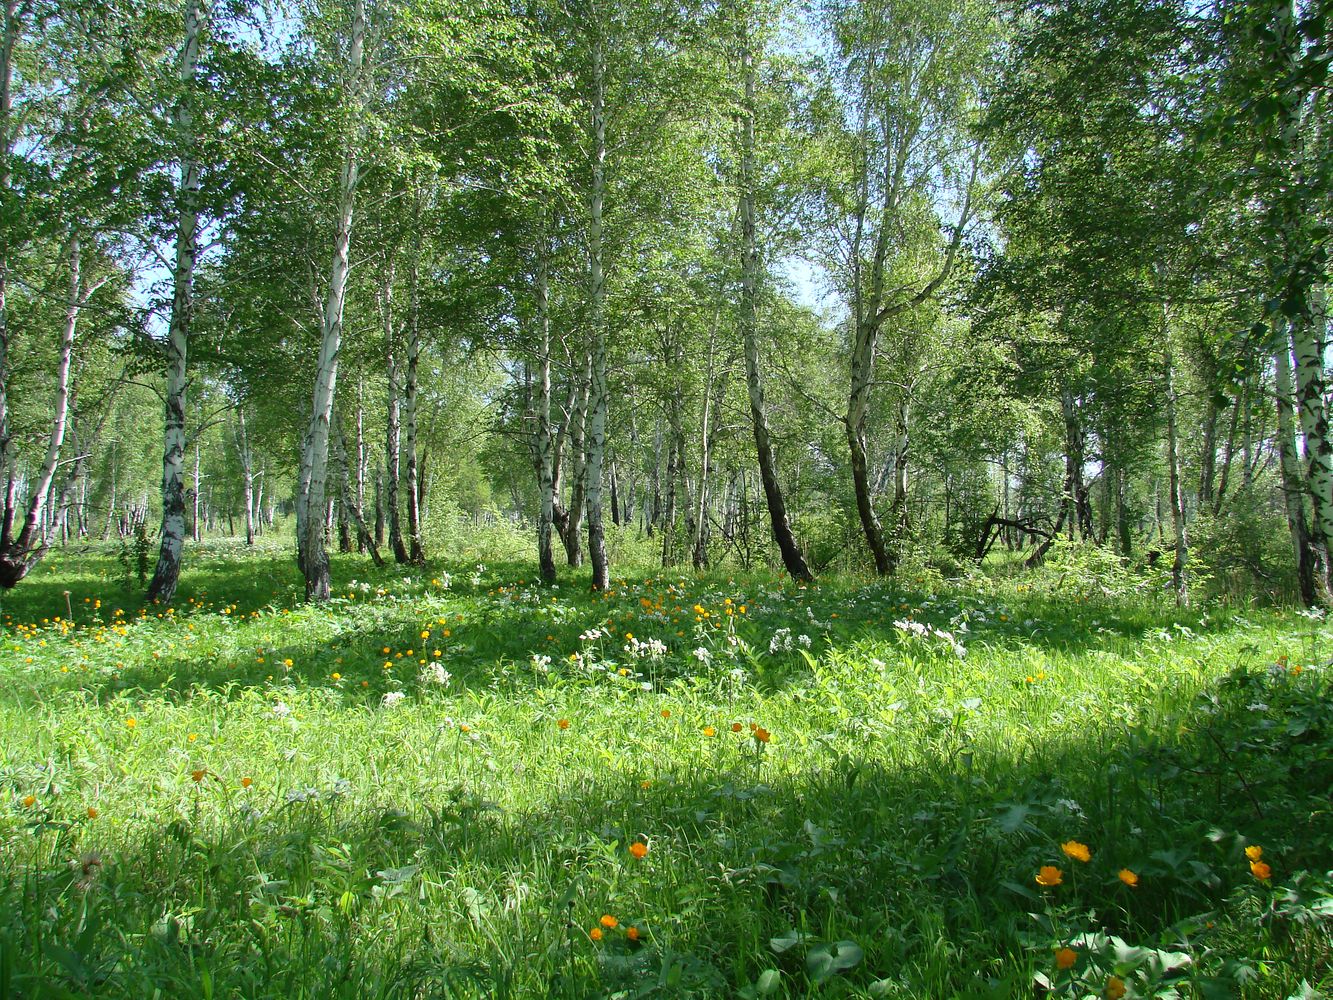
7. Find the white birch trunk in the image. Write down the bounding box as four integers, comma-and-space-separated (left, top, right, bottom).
583, 29, 610, 590
1163, 346, 1188, 606
1274, 330, 1318, 604
296, 0, 365, 601
146, 0, 202, 602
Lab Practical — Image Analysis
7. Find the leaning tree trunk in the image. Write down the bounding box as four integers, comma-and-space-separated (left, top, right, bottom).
582, 30, 610, 590
0, 235, 83, 587
1274, 328, 1319, 605
738, 30, 812, 581
146, 0, 202, 604
296, 0, 364, 601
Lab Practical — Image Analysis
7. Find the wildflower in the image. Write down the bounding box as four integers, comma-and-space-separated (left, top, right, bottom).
382, 691, 406, 708
331, 672, 341, 681
627, 926, 640, 942
21, 794, 35, 807
241, 777, 253, 788
703, 726, 716, 737
1250, 860, 1272, 880
125, 717, 137, 729
1118, 868, 1139, 887
753, 727, 771, 743
731, 723, 743, 733
558, 718, 570, 730
1061, 841, 1091, 863
1244, 845, 1263, 862
86, 807, 99, 819
187, 733, 199, 743
1105, 976, 1126, 999
660, 709, 671, 719
640, 780, 651, 789
283, 658, 293, 668
629, 842, 648, 859
589, 927, 603, 941
1036, 866, 1063, 887
600, 914, 618, 929
1055, 947, 1077, 970
191, 769, 206, 783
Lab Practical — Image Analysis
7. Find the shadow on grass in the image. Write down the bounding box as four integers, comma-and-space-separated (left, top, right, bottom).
3, 663, 1329, 999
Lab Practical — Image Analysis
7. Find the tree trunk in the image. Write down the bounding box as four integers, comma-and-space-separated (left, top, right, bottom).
533, 232, 558, 583
1274, 329, 1318, 605
562, 354, 590, 566
0, 234, 83, 587
403, 253, 425, 563
1163, 346, 1188, 606
739, 30, 812, 581
382, 271, 408, 563
1290, 285, 1333, 596
145, 0, 202, 604
583, 29, 610, 590
296, 0, 364, 601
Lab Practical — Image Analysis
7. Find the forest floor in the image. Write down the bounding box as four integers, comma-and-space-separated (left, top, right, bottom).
1, 539, 1330, 999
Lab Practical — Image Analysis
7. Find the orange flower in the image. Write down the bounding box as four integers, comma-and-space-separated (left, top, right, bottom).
1061, 841, 1091, 863
1250, 860, 1272, 880
629, 842, 648, 859
125, 717, 137, 729
1244, 845, 1263, 862
1105, 976, 1126, 999
241, 777, 253, 788
1055, 947, 1077, 970
1118, 868, 1139, 887
21, 794, 35, 807
731, 723, 742, 733
558, 718, 570, 730
191, 769, 206, 783
703, 726, 716, 737
753, 727, 771, 743
589, 927, 603, 941
86, 807, 99, 819
1036, 866, 1063, 887
660, 709, 671, 719
600, 914, 618, 929
627, 926, 640, 942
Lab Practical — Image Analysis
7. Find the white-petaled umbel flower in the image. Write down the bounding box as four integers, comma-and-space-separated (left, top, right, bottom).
420, 663, 452, 686
381, 691, 406, 708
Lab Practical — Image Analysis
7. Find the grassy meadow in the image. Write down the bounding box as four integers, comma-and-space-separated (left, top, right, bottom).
1, 539, 1331, 998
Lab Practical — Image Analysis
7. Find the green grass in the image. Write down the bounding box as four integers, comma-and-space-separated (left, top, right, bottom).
1, 539, 1330, 998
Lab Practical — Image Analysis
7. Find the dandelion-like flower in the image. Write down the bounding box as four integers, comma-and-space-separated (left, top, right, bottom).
629, 842, 648, 859
1061, 841, 1091, 863
558, 718, 570, 730
627, 926, 640, 942
1244, 845, 1263, 862
600, 914, 618, 929
1035, 866, 1063, 887
1105, 976, 1126, 999
1118, 868, 1139, 887
589, 927, 603, 941
1250, 860, 1272, 880
1055, 947, 1077, 970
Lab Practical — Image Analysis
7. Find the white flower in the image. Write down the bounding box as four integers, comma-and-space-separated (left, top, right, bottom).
531, 653, 552, 672
421, 663, 452, 686
272, 701, 291, 718
692, 647, 712, 664
381, 691, 406, 708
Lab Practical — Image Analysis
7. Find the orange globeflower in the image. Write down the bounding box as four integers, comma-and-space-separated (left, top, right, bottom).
1244, 845, 1263, 862
21, 794, 35, 807
703, 726, 716, 737
1036, 866, 1063, 887
627, 926, 640, 942
191, 769, 206, 783
1105, 976, 1126, 999
1061, 841, 1091, 863
86, 807, 99, 819
660, 709, 671, 719
1118, 868, 1139, 887
600, 914, 618, 929
241, 777, 253, 788
125, 717, 137, 729
1250, 860, 1272, 880
558, 718, 570, 730
731, 723, 743, 733
629, 841, 648, 859
1055, 947, 1077, 970
589, 927, 603, 942
753, 727, 771, 743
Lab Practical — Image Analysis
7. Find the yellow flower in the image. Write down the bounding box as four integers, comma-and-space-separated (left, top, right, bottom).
589, 927, 603, 941
331, 672, 341, 681
629, 842, 648, 859
1061, 841, 1091, 863
558, 718, 570, 730
187, 733, 199, 743
1055, 947, 1077, 970
125, 717, 137, 729
703, 726, 716, 737
1105, 976, 1126, 999
1244, 845, 1263, 862
21, 794, 35, 807
1118, 868, 1139, 887
600, 914, 618, 929
1036, 866, 1063, 887
1250, 860, 1272, 880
